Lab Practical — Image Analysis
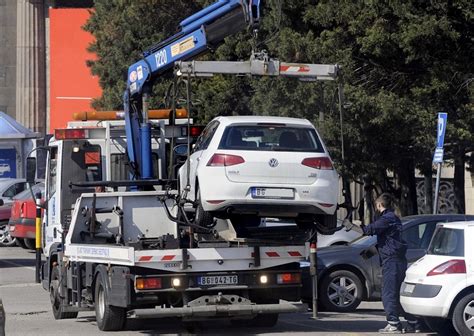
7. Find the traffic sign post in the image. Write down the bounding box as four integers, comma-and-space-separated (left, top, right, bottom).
433, 112, 447, 214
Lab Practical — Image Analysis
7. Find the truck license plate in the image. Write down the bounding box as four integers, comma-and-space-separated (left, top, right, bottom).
251, 187, 294, 199
198, 275, 238, 286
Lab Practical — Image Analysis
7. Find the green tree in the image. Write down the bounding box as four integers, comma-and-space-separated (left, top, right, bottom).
85, 0, 473, 215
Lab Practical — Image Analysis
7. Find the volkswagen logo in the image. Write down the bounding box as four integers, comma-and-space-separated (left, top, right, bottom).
268, 158, 279, 168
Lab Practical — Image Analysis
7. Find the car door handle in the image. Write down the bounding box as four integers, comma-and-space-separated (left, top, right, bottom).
197, 157, 200, 161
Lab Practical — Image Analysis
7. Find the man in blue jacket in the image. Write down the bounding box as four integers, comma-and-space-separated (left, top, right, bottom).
344, 193, 420, 334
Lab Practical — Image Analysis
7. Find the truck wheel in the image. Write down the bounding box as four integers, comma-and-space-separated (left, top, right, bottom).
24, 238, 36, 250
50, 266, 78, 319
195, 187, 214, 228
231, 314, 279, 328
452, 292, 474, 336
94, 272, 126, 331
424, 316, 456, 335
319, 270, 363, 312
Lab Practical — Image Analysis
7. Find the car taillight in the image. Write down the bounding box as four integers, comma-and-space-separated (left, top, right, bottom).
427, 259, 466, 276
20, 202, 26, 216
207, 154, 245, 166
276, 273, 301, 284
301, 157, 333, 170
135, 277, 162, 290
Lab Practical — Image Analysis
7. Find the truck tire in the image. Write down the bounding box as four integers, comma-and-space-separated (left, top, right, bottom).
195, 187, 214, 228
424, 316, 456, 335
50, 266, 78, 320
231, 313, 279, 328
452, 292, 474, 336
94, 271, 126, 331
319, 270, 363, 312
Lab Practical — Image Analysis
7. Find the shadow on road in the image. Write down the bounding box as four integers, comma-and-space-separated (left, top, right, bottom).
0, 259, 35, 268
73, 312, 423, 335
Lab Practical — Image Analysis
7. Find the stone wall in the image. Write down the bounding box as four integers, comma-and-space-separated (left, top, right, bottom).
0, 0, 17, 117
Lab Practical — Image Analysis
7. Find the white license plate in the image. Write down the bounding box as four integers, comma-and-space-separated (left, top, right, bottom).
198, 275, 238, 286
404, 283, 415, 294
251, 187, 294, 199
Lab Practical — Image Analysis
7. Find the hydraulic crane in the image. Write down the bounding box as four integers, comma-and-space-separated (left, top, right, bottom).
124, 0, 261, 180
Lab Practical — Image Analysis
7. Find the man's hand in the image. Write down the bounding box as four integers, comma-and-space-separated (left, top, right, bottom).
342, 219, 364, 234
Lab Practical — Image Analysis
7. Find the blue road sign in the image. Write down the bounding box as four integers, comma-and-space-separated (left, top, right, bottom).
437, 112, 448, 148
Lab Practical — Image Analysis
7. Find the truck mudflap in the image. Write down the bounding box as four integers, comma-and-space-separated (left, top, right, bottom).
128, 295, 306, 319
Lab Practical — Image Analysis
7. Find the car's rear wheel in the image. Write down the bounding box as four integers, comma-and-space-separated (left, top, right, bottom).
319, 270, 363, 312
194, 187, 214, 228
0, 223, 16, 247
424, 316, 456, 335
24, 238, 36, 250
452, 292, 474, 336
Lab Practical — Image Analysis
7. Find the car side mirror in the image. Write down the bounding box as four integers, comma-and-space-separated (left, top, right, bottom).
26, 157, 37, 184
0, 199, 3, 206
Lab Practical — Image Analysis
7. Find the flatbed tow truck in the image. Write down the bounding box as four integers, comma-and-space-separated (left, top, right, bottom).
28, 0, 341, 331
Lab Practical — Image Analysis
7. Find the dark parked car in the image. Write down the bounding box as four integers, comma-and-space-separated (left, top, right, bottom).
301, 214, 474, 312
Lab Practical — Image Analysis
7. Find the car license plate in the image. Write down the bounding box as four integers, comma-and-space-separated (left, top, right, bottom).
251, 187, 294, 199
404, 283, 415, 294
198, 275, 238, 286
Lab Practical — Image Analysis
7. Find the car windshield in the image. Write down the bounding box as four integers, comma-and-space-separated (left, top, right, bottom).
218, 124, 324, 152
13, 183, 45, 200
428, 227, 464, 257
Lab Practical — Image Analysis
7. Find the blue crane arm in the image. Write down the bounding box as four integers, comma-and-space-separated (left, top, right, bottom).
127, 0, 260, 97
124, 0, 260, 181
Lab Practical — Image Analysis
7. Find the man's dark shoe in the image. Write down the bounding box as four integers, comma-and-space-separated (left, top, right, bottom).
379, 323, 403, 334
404, 322, 421, 333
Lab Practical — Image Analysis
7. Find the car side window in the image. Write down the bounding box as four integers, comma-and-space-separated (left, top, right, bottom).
201, 121, 219, 150
402, 222, 437, 249
2, 183, 26, 198
192, 121, 219, 153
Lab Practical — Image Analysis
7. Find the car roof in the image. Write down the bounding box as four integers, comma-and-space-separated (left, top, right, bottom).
401, 214, 474, 224
436, 220, 474, 229
213, 116, 313, 127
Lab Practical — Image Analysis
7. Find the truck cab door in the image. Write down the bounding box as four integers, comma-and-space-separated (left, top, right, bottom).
43, 145, 60, 255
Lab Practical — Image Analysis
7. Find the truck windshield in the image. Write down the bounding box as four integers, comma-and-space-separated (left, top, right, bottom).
218, 125, 324, 152
428, 227, 464, 257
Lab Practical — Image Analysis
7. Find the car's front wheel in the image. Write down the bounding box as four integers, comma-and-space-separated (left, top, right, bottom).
194, 187, 214, 228
319, 270, 363, 312
452, 292, 474, 336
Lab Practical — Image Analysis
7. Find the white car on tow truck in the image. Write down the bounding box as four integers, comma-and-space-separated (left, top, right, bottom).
178, 116, 339, 233
400, 221, 474, 335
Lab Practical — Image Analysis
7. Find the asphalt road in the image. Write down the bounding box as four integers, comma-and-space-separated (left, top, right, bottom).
0, 246, 434, 335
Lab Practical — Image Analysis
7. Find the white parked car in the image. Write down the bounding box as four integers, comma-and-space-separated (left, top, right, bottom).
178, 116, 339, 233
400, 221, 474, 336
0, 178, 27, 205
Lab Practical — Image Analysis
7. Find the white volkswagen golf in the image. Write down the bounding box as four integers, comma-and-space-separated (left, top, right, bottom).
400, 221, 474, 336
178, 116, 339, 232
